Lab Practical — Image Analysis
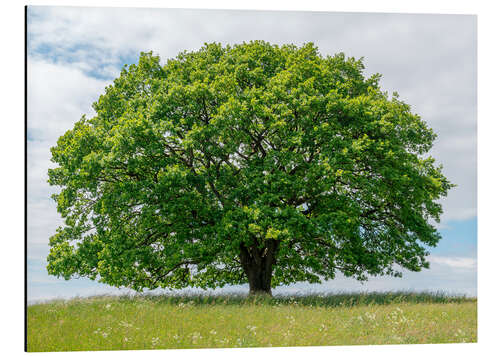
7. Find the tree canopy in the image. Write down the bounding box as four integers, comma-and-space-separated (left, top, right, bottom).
47, 41, 452, 295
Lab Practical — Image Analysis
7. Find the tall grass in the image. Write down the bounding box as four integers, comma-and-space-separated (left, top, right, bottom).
31, 290, 471, 307
27, 292, 477, 352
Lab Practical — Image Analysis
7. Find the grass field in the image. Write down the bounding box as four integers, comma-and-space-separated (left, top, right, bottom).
27, 292, 477, 352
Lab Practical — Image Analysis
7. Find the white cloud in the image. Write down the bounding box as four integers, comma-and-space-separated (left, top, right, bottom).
27, 58, 110, 263
27, 58, 109, 142
427, 256, 477, 270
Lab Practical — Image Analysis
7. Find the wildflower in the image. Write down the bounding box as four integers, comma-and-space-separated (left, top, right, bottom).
102, 332, 109, 338
173, 334, 180, 341
105, 303, 111, 310
119, 320, 133, 328
217, 337, 229, 344
392, 335, 403, 342
209, 329, 217, 335
192, 332, 202, 343
364, 312, 376, 321
151, 337, 160, 346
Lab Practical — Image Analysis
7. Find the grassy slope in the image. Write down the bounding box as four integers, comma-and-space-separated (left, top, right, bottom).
27, 292, 477, 352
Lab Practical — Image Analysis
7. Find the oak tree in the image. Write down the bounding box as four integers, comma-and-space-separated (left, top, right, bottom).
47, 41, 452, 295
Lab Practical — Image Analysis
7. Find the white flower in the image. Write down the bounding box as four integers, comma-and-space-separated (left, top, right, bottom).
455, 329, 466, 337
191, 332, 202, 343
151, 337, 160, 346
392, 335, 403, 342
119, 320, 133, 328
364, 312, 376, 320
209, 329, 217, 335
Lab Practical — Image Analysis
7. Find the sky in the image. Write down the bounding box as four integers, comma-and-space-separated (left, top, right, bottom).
26, 6, 477, 303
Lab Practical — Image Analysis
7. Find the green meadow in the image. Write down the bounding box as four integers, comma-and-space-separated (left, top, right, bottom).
27, 292, 477, 352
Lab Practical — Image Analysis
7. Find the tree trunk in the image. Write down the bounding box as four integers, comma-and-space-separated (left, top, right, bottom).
239, 239, 279, 296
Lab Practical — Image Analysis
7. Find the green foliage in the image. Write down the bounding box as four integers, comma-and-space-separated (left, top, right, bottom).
47, 41, 452, 292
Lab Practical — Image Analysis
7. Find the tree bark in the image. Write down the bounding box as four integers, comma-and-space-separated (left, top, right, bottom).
239, 239, 279, 296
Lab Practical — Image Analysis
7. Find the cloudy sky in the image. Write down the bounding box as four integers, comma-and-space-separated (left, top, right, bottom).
26, 6, 477, 302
